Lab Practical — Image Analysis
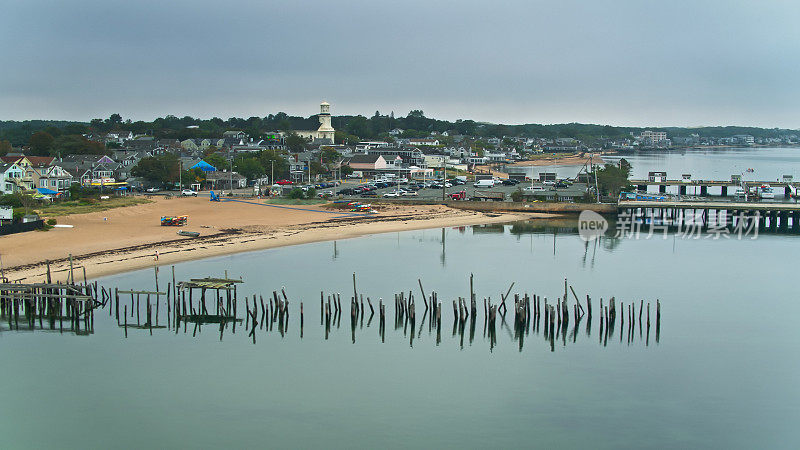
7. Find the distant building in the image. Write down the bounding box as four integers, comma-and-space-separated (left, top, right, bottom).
223, 131, 248, 140
407, 138, 439, 147
355, 141, 391, 151
293, 102, 335, 145
731, 134, 755, 145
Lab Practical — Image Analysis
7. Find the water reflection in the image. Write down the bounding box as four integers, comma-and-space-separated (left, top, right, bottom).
2, 272, 664, 354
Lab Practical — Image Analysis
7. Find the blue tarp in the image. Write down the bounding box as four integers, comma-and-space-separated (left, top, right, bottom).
36, 188, 58, 195
189, 160, 217, 172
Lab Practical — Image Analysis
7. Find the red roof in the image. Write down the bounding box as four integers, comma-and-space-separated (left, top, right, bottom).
0, 155, 55, 167
27, 156, 55, 167
0, 156, 22, 164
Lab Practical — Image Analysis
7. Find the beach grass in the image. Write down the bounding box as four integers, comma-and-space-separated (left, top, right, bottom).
36, 197, 152, 217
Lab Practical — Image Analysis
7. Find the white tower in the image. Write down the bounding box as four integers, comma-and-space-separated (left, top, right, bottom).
317, 101, 335, 144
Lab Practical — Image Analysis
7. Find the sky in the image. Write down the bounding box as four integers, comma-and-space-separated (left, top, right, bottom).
2, 0, 799, 128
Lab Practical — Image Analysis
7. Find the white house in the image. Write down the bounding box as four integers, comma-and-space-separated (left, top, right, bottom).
408, 138, 439, 146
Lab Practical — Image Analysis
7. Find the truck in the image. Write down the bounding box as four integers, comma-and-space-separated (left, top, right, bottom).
473, 191, 505, 201
449, 190, 467, 200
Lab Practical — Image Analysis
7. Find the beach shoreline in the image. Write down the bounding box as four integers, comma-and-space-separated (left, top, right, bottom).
1, 197, 547, 283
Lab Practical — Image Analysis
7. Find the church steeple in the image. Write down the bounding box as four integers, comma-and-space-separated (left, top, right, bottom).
317, 101, 335, 143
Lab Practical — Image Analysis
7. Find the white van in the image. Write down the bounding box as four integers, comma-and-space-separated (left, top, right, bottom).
474, 179, 494, 188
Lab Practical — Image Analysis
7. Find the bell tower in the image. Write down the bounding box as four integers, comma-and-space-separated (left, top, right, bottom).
317, 101, 335, 144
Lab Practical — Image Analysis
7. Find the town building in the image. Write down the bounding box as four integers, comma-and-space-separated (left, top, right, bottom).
293, 102, 335, 145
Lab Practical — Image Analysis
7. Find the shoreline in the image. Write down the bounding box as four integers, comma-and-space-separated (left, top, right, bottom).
3, 200, 546, 283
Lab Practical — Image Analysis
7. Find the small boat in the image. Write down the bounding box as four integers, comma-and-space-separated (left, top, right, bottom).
177, 230, 200, 237
757, 184, 774, 199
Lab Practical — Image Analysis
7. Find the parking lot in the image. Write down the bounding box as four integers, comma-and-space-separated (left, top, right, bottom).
327, 179, 589, 202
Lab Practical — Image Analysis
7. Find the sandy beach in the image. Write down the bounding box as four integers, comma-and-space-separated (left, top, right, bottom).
1, 196, 545, 283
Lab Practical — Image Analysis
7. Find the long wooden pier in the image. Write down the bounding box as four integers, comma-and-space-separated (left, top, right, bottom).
618, 200, 800, 232
629, 178, 798, 197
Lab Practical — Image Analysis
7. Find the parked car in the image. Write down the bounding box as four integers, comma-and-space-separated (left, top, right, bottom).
276, 179, 293, 185
181, 189, 198, 197
402, 191, 418, 197
338, 188, 356, 195
145, 187, 161, 193
501, 179, 519, 186
383, 192, 401, 198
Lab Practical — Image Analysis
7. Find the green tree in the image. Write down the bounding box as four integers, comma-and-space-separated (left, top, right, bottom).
345, 116, 371, 139
234, 157, 265, 180
258, 150, 289, 181
285, 132, 308, 152
204, 152, 229, 171
0, 139, 12, 156
309, 160, 326, 178
340, 165, 354, 176
594, 159, 632, 197
52, 134, 108, 156
29, 131, 55, 156
106, 113, 122, 125
132, 153, 180, 185
320, 147, 341, 164
334, 130, 360, 145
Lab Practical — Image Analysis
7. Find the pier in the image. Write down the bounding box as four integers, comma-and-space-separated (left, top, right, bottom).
618, 200, 800, 232
629, 177, 798, 197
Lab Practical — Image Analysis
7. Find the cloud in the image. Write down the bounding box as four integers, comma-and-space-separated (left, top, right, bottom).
1, 0, 799, 127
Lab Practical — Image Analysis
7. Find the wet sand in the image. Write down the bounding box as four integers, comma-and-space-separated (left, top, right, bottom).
1, 196, 544, 282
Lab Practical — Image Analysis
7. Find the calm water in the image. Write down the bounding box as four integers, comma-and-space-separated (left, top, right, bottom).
603, 146, 800, 181
508, 146, 800, 182
2, 221, 799, 449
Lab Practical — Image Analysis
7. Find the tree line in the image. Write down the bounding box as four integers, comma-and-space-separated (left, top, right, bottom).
2, 111, 798, 157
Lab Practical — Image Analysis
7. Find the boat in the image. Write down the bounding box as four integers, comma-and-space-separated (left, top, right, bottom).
177, 230, 200, 237
757, 184, 774, 199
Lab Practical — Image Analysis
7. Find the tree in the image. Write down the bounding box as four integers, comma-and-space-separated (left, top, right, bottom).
106, 113, 122, 125
52, 135, 107, 156
334, 130, 359, 145
258, 150, 289, 181
132, 153, 180, 185
204, 152, 229, 171
594, 159, 632, 198
285, 132, 308, 153
340, 165, 354, 176
310, 160, 326, 178
0, 140, 12, 156
180, 168, 206, 188
29, 131, 55, 156
234, 157, 265, 180
510, 188, 524, 202
345, 116, 371, 139
320, 147, 341, 164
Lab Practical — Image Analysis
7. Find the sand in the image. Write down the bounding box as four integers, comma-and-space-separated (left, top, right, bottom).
1, 196, 544, 283
506, 155, 598, 167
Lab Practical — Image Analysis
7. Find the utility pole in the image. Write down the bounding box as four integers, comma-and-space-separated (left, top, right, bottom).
178, 159, 182, 189
229, 152, 233, 195
271, 160, 274, 186
592, 153, 600, 203
442, 156, 447, 201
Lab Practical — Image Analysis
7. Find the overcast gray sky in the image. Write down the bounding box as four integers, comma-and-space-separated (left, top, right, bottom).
2, 0, 799, 127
